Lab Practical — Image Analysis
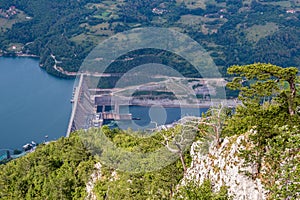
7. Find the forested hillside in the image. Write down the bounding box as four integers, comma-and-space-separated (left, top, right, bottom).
0, 124, 230, 199
0, 0, 300, 77
0, 134, 95, 199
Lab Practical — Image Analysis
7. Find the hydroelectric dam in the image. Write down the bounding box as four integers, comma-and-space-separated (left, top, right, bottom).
66, 74, 239, 137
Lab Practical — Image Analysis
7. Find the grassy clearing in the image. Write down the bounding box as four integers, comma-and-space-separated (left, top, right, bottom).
177, 14, 203, 26
70, 33, 105, 45
260, 1, 292, 8
0, 10, 28, 33
245, 22, 279, 43
0, 18, 15, 31
87, 22, 120, 36
71, 21, 126, 45
177, 14, 227, 35
4, 43, 23, 52
86, 0, 123, 12
176, 0, 208, 9
242, 0, 254, 6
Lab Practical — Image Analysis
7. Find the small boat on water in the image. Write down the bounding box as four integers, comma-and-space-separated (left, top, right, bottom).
132, 117, 141, 120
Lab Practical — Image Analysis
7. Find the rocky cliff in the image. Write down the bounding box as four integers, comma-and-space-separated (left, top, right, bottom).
184, 133, 268, 200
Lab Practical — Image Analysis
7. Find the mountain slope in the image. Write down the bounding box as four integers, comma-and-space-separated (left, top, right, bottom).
0, 0, 299, 77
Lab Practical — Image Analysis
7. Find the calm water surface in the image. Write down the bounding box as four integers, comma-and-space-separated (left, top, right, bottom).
0, 57, 74, 149
101, 105, 208, 130
0, 57, 208, 150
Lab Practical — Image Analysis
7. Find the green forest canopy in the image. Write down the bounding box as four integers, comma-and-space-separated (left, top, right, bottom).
0, 0, 299, 77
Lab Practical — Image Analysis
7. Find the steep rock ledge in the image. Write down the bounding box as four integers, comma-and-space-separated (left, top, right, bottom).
184, 134, 268, 200
86, 162, 102, 200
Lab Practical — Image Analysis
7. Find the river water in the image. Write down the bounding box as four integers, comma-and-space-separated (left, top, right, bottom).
0, 57, 74, 149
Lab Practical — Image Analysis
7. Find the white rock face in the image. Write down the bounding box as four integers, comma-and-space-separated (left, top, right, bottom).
86, 162, 102, 200
184, 135, 268, 200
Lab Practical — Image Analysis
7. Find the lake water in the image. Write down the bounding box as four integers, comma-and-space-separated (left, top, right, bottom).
0, 57, 208, 150
0, 57, 74, 150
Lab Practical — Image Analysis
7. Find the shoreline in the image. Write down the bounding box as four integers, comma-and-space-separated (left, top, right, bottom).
16, 53, 39, 58
0, 52, 39, 58
0, 53, 77, 78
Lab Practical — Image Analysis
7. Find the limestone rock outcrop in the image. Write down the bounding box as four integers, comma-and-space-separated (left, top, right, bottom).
184, 134, 268, 200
